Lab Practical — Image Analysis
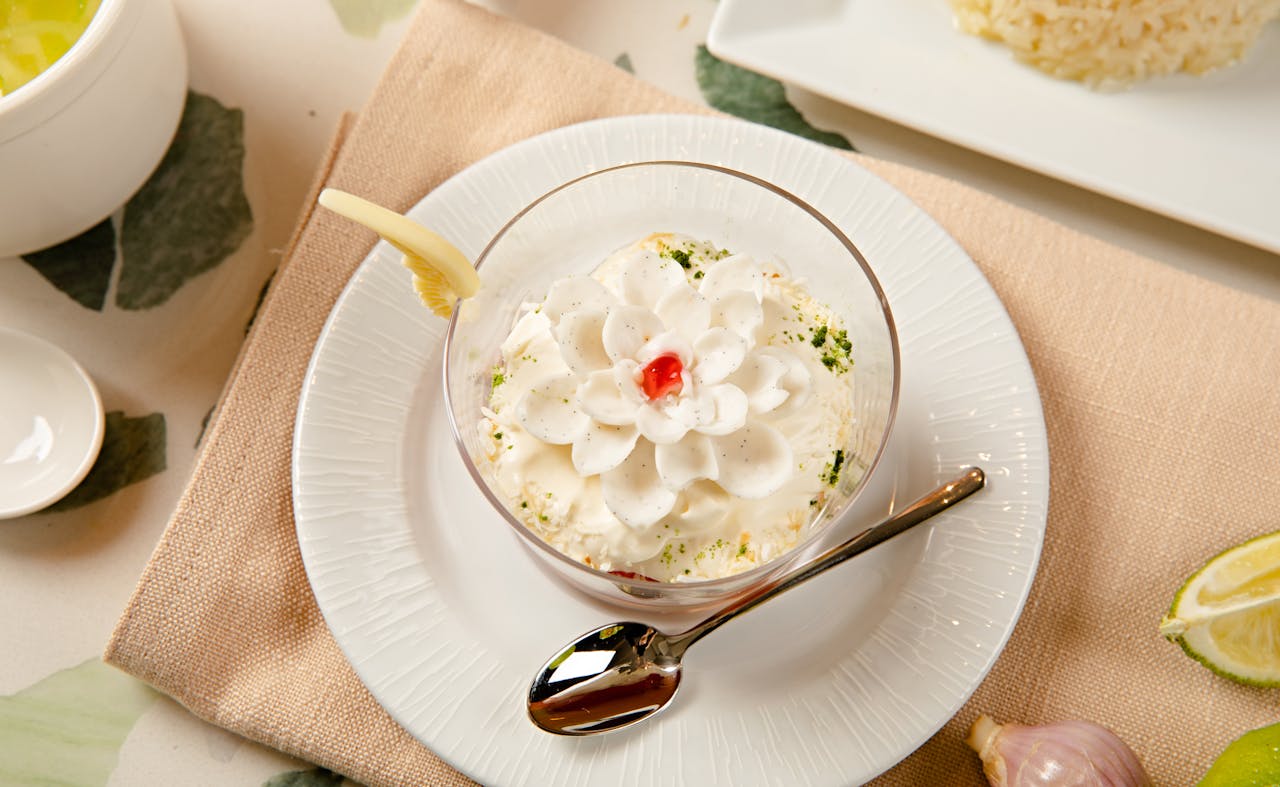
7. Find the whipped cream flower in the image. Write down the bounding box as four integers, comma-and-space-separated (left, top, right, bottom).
514, 249, 812, 528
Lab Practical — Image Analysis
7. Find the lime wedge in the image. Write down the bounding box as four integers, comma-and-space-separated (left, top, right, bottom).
1160, 530, 1280, 686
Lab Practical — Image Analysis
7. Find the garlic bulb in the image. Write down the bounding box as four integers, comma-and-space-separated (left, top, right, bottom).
967, 714, 1152, 787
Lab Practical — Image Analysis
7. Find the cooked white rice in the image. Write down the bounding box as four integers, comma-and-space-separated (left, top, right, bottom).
949, 0, 1280, 88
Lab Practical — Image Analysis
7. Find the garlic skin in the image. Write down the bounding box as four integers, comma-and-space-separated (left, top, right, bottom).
967, 714, 1153, 787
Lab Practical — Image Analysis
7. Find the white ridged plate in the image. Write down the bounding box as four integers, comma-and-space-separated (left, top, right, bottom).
293, 115, 1048, 786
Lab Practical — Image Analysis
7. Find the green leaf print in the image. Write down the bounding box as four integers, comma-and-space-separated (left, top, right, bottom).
695, 46, 854, 151
20, 218, 117, 311
263, 767, 351, 786
117, 91, 253, 310
613, 52, 635, 74
328, 0, 417, 38
0, 659, 154, 785
46, 411, 166, 512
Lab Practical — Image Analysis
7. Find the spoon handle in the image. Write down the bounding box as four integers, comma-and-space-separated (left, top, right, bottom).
663, 468, 986, 658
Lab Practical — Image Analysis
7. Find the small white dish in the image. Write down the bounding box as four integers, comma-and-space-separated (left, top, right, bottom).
0, 328, 105, 519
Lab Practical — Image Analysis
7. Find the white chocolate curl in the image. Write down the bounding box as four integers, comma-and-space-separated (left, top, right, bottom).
967, 714, 1152, 787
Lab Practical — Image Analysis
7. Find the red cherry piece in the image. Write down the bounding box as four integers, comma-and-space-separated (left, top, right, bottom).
640, 354, 684, 400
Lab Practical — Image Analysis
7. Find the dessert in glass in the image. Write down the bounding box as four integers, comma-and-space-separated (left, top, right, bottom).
445, 161, 899, 611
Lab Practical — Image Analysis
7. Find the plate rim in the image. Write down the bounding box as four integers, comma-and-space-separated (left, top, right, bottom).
293, 113, 1050, 785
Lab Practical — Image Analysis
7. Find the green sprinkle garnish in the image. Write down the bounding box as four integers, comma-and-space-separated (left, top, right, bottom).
737, 543, 748, 557
491, 371, 505, 388
539, 513, 549, 522
670, 249, 692, 269
823, 449, 846, 486
521, 501, 528, 509
811, 324, 829, 347
693, 270, 705, 280
493, 431, 503, 440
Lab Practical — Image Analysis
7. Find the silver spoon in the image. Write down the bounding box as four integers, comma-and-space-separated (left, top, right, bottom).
528, 467, 986, 736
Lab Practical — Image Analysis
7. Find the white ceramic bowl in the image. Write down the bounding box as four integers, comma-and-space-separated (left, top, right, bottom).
0, 327, 105, 518
0, 0, 187, 257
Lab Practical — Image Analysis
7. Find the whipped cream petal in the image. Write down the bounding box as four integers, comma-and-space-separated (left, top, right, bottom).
578, 368, 640, 426
692, 327, 748, 385
571, 422, 640, 476
668, 384, 716, 428
636, 403, 692, 445
601, 441, 677, 528
613, 360, 647, 403
655, 433, 719, 490
654, 283, 711, 344
602, 305, 664, 364
617, 250, 687, 312
542, 276, 616, 324
695, 383, 749, 436
698, 253, 763, 303
758, 347, 813, 417
711, 290, 764, 344
711, 422, 793, 499
516, 373, 588, 444
731, 352, 791, 414
555, 309, 612, 375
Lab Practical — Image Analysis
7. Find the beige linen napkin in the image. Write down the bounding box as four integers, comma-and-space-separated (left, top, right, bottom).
106, 0, 1280, 784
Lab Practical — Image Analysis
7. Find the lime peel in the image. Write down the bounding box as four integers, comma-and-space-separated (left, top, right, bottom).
317, 188, 479, 318
1197, 721, 1280, 787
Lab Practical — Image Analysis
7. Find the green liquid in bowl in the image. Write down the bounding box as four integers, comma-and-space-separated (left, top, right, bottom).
0, 0, 102, 97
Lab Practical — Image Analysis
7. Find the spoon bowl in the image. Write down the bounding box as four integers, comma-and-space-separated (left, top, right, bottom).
529, 622, 681, 736
528, 467, 986, 736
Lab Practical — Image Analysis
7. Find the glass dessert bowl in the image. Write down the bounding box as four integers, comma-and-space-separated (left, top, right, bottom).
444, 161, 899, 611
